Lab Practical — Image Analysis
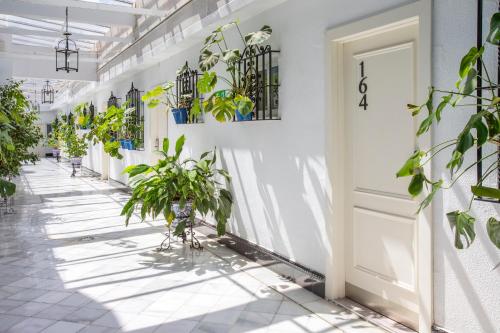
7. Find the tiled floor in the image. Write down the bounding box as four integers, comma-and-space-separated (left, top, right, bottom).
0, 159, 387, 333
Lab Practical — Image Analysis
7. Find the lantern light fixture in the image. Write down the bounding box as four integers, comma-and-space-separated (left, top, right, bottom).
55, 7, 79, 73
41, 80, 54, 104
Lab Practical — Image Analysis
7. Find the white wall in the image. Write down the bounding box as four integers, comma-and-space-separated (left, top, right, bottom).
75, 1, 499, 332
82, 0, 412, 274
432, 1, 500, 332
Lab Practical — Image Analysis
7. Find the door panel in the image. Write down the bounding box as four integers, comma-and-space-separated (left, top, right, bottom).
343, 23, 420, 330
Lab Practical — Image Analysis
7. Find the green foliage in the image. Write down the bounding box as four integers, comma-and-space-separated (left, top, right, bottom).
85, 103, 135, 159
47, 117, 62, 148
0, 80, 42, 198
121, 135, 233, 236
142, 68, 198, 122
74, 102, 91, 129
196, 21, 273, 121
397, 12, 500, 250
60, 124, 88, 158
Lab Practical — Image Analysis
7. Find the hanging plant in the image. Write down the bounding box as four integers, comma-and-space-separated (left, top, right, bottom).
85, 103, 135, 159
397, 12, 500, 249
194, 20, 273, 122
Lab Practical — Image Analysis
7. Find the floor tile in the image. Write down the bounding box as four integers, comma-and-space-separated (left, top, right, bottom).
7, 317, 55, 333
0, 160, 377, 333
40, 321, 86, 333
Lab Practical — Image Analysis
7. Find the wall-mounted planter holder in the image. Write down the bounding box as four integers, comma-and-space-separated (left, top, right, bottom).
236, 45, 280, 122
126, 83, 145, 150
176, 62, 203, 124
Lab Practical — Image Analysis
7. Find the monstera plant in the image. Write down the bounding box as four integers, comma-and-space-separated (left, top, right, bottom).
397, 12, 500, 249
193, 20, 272, 121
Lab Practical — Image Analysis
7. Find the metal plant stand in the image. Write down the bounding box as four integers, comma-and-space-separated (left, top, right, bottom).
157, 203, 203, 251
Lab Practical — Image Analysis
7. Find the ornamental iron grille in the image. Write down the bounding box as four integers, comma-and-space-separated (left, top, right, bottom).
176, 62, 202, 123
55, 7, 79, 73
107, 92, 120, 139
476, 0, 500, 202
237, 45, 280, 120
88, 102, 95, 122
126, 83, 144, 150
107, 91, 120, 108
41, 81, 54, 104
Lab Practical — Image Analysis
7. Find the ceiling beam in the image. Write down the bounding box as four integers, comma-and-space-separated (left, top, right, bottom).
0, 26, 131, 43
0, 44, 98, 62
0, 0, 136, 26
17, 0, 167, 18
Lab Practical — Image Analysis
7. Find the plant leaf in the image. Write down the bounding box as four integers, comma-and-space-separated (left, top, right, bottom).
162, 138, 169, 154
417, 180, 443, 213
175, 135, 185, 158
396, 151, 425, 178
471, 185, 500, 200
487, 12, 500, 45
487, 217, 500, 249
408, 173, 425, 197
199, 49, 220, 71
446, 211, 476, 249
244, 25, 272, 45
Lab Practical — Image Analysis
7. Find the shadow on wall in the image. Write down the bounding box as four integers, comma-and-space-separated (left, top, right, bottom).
218, 141, 333, 273
432, 168, 500, 333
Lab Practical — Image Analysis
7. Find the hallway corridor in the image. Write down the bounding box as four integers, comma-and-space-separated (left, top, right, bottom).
0, 159, 385, 333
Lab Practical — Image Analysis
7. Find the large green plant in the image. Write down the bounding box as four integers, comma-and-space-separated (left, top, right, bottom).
0, 80, 42, 198
397, 12, 500, 249
121, 135, 233, 236
60, 122, 88, 158
194, 20, 272, 122
85, 103, 134, 159
47, 117, 61, 149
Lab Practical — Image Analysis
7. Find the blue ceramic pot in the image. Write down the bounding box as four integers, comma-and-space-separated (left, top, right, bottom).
172, 108, 188, 124
235, 110, 253, 121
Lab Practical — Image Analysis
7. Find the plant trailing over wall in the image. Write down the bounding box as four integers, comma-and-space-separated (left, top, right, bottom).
85, 103, 134, 159
121, 135, 233, 237
0, 80, 42, 198
397, 12, 500, 249
194, 20, 272, 121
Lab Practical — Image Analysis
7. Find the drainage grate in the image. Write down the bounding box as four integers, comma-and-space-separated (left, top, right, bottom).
78, 236, 95, 242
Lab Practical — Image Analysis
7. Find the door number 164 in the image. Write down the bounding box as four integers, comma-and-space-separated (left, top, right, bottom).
358, 61, 368, 110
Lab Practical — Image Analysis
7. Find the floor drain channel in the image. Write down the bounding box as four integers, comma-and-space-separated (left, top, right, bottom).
78, 236, 95, 242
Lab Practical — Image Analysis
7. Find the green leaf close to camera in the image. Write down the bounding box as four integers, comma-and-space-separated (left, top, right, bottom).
245, 25, 272, 45
471, 185, 500, 200
408, 173, 425, 197
417, 113, 434, 136
162, 138, 169, 154
487, 12, 500, 45
175, 135, 185, 158
446, 210, 476, 249
487, 217, 500, 249
417, 180, 442, 213
407, 104, 421, 116
396, 150, 425, 178
462, 68, 477, 95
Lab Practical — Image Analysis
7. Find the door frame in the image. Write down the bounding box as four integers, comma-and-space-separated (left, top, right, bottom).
324, 1, 432, 332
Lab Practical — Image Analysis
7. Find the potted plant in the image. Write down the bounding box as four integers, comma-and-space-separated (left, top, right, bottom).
85, 103, 134, 159
48, 117, 62, 161
142, 64, 198, 124
193, 20, 273, 122
121, 135, 233, 248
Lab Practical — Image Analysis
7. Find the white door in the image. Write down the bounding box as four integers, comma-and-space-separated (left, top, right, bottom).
343, 22, 420, 330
